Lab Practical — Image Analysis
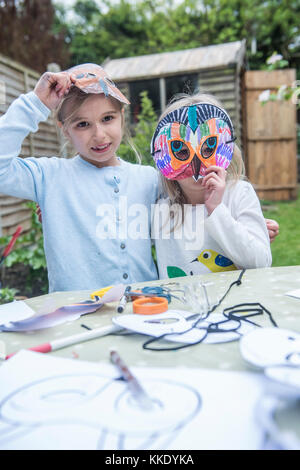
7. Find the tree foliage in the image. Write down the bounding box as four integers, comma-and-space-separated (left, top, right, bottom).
54, 0, 299, 71
0, 0, 69, 72
118, 90, 157, 166
0, 0, 298, 73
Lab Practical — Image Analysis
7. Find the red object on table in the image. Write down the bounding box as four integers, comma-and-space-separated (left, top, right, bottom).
0, 225, 22, 264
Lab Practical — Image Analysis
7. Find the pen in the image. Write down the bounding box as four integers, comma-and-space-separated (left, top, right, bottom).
5, 324, 123, 360
0, 225, 22, 266
117, 285, 131, 313
110, 349, 154, 411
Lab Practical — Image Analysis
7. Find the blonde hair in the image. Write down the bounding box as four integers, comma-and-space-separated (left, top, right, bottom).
158, 92, 246, 205
55, 87, 141, 162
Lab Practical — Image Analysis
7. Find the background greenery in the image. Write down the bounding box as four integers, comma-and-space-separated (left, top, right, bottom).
262, 194, 300, 268
0, 1, 299, 74
0, 202, 48, 302
55, 0, 299, 73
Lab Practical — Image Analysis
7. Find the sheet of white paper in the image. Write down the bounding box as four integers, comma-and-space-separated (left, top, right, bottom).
0, 301, 35, 325
285, 289, 300, 299
0, 350, 267, 450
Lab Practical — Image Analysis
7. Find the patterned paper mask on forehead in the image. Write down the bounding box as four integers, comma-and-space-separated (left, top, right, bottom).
151, 103, 235, 181
67, 63, 130, 105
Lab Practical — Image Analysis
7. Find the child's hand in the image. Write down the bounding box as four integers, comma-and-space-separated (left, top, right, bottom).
202, 166, 226, 216
265, 218, 279, 243
34, 72, 75, 110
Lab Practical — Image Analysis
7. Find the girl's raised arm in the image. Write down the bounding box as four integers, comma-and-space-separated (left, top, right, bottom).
0, 71, 73, 202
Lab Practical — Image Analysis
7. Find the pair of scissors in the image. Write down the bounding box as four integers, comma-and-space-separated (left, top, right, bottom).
91, 285, 169, 315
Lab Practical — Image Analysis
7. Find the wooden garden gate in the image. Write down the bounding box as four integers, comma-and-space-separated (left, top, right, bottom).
242, 69, 298, 201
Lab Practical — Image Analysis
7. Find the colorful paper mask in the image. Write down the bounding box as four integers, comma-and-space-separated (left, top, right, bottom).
151, 103, 235, 181
67, 63, 130, 105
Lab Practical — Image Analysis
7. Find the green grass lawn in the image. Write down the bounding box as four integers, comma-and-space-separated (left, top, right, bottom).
262, 190, 300, 267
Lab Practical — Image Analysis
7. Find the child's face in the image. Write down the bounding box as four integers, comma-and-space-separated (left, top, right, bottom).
152, 104, 234, 181
64, 94, 123, 168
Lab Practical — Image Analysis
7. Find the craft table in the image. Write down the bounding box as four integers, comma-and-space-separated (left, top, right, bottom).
1, 265, 300, 450
1, 265, 300, 370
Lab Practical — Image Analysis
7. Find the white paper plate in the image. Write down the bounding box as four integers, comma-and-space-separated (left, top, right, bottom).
240, 327, 300, 369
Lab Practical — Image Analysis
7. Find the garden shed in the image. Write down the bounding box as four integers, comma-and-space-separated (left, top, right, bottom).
103, 40, 246, 143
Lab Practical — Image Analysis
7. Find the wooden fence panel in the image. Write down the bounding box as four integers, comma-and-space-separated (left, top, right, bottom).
243, 69, 297, 201
198, 67, 243, 145
0, 54, 62, 236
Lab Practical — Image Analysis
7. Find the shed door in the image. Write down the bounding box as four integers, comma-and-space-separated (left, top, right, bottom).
242, 69, 297, 201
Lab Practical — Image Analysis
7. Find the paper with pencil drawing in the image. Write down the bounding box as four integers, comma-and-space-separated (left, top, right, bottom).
0, 350, 266, 450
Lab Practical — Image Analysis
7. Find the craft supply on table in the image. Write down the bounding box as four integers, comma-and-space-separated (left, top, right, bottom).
132, 296, 168, 315
0, 350, 266, 450
6, 324, 123, 360
240, 327, 300, 395
0, 284, 125, 332
117, 285, 132, 313
0, 300, 36, 325
110, 349, 154, 411
90, 285, 114, 301
112, 310, 191, 338
255, 394, 300, 450
0, 225, 22, 266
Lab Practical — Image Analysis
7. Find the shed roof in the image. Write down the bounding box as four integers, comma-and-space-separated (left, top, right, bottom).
103, 40, 246, 82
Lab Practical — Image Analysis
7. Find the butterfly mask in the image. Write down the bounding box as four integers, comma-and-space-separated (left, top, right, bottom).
151, 103, 235, 181
67, 63, 130, 105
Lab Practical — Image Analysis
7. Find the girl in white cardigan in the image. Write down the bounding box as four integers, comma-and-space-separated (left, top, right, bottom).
151, 93, 273, 279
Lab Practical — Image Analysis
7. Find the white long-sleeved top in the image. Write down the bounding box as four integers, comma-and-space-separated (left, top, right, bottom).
0, 92, 159, 292
153, 180, 272, 279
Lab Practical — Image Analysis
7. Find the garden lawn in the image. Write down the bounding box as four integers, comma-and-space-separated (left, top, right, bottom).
262, 191, 300, 267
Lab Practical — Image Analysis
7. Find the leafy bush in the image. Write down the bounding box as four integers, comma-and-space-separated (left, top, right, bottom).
0, 286, 19, 304
0, 201, 48, 297
118, 90, 158, 166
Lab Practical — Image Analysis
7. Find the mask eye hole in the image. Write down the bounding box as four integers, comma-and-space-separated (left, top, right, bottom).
170, 140, 190, 161
201, 136, 217, 159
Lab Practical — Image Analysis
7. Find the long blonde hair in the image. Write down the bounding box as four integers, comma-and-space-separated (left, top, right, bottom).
158, 92, 246, 205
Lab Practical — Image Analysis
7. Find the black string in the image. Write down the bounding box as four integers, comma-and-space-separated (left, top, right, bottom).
142, 269, 247, 352
223, 303, 278, 328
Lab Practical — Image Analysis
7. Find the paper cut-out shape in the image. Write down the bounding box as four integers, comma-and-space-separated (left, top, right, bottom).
151, 103, 235, 181
112, 310, 255, 345
0, 285, 125, 332
240, 328, 300, 369
68, 63, 130, 105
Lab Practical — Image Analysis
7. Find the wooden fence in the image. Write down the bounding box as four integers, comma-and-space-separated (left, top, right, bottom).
242, 69, 298, 201
198, 66, 243, 146
0, 54, 61, 236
